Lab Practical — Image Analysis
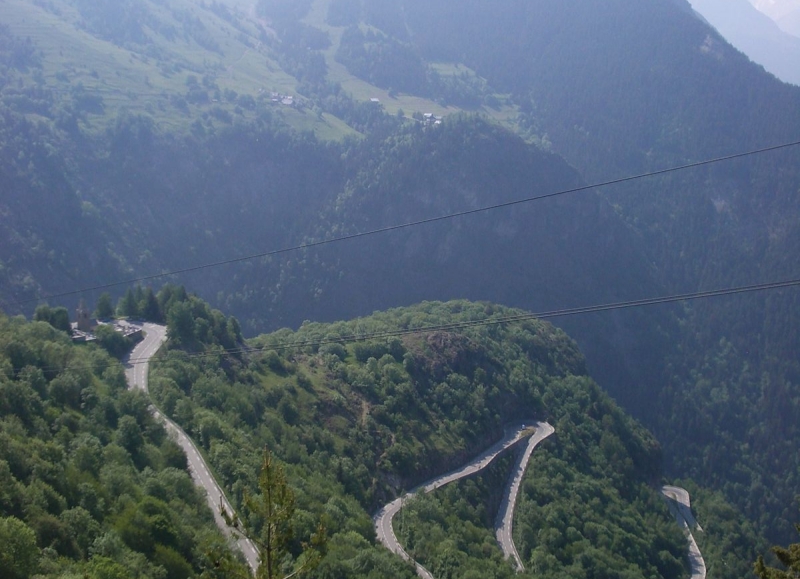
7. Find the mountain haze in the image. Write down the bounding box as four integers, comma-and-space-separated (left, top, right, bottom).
751, 0, 800, 35
689, 0, 800, 85
1, 0, 800, 573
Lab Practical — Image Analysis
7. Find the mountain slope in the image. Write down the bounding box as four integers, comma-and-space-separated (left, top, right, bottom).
0, 108, 667, 429
0, 313, 248, 578
0, 0, 351, 137
149, 298, 702, 579
750, 0, 800, 35
2, 0, 800, 556
312, 0, 800, 545
261, 117, 672, 414
689, 0, 800, 85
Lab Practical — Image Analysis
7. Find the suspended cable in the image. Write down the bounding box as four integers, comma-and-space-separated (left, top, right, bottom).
9, 139, 800, 308
112, 276, 800, 368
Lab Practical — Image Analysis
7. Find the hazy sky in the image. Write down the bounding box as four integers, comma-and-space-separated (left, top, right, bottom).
750, 0, 800, 20
749, 0, 800, 35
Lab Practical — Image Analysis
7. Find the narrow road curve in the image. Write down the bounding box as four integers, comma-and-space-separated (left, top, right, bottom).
374, 421, 553, 579
661, 485, 707, 579
124, 323, 260, 573
495, 422, 555, 571
124, 327, 704, 579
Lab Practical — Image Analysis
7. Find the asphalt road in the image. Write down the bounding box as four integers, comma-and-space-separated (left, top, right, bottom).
661, 485, 707, 579
374, 421, 553, 579
495, 422, 555, 571
124, 323, 260, 573
123, 328, 705, 579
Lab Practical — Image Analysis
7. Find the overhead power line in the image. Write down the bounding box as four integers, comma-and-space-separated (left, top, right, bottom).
11, 139, 800, 308
117, 276, 800, 368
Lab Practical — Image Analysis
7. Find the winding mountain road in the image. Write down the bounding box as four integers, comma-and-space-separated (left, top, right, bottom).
374, 421, 553, 578
661, 485, 707, 579
124, 323, 260, 573
495, 422, 555, 571
124, 325, 705, 579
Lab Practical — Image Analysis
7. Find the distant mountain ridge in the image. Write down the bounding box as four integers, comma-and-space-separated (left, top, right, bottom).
751, 0, 800, 35
2, 0, 800, 564
690, 0, 800, 84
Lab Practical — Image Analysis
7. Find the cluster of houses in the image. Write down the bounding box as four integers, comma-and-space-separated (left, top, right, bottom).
70, 301, 143, 343
256, 88, 296, 106
368, 98, 444, 126
269, 92, 294, 106
422, 113, 444, 126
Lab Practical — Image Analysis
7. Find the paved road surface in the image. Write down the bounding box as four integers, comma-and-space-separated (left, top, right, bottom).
124, 323, 260, 573
661, 485, 707, 579
495, 422, 555, 570
374, 421, 552, 578
123, 327, 704, 579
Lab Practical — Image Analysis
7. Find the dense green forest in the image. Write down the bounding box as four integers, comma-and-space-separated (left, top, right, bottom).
253, 0, 800, 550
146, 296, 765, 578
0, 311, 248, 578
755, 525, 800, 578
1, 0, 800, 572
0, 285, 768, 578
318, 1, 800, 544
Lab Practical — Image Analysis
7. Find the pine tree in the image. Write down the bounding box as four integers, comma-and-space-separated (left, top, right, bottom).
94, 292, 115, 319
755, 525, 800, 579
116, 288, 139, 318
139, 287, 162, 322
221, 449, 326, 579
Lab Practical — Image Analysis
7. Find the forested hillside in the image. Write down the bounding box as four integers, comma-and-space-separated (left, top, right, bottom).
1, 0, 799, 567
1, 102, 667, 422
288, 0, 800, 546
0, 312, 247, 579
148, 297, 736, 579
688, 0, 800, 85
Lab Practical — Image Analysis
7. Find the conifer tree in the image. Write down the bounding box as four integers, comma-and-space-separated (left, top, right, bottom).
139, 287, 162, 322
94, 292, 115, 319
221, 449, 326, 579
116, 288, 139, 318
755, 525, 800, 579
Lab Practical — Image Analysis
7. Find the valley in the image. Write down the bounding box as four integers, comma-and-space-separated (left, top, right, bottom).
1, 0, 800, 577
